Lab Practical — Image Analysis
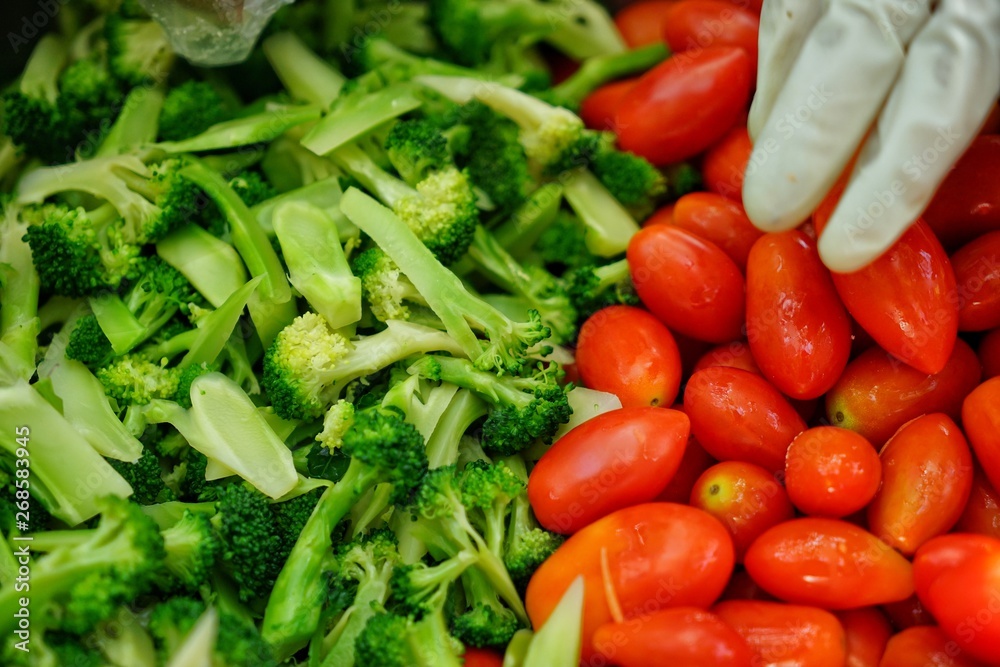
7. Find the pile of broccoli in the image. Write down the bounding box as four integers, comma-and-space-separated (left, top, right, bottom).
0, 0, 691, 663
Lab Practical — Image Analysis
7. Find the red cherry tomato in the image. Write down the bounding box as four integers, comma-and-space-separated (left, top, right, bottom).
671, 192, 763, 271
702, 125, 753, 201
962, 377, 1000, 495
867, 414, 974, 556
837, 608, 893, 667
784, 426, 882, 519
957, 467, 1000, 539
921, 550, 1000, 663
462, 648, 504, 667
614, 0, 677, 48
746, 231, 852, 399
574, 305, 682, 408
712, 600, 847, 667
693, 340, 761, 375
952, 231, 1000, 331
628, 225, 746, 343
923, 136, 1000, 249
528, 407, 690, 534
580, 77, 637, 131
880, 626, 990, 667
744, 518, 914, 609
615, 47, 752, 165
526, 503, 735, 664
662, 0, 760, 72
689, 461, 794, 561
912, 533, 1000, 603
978, 328, 1000, 378
825, 339, 982, 448
684, 366, 806, 473
593, 607, 753, 667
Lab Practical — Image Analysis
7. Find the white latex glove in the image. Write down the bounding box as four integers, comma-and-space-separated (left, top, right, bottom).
742, 0, 1000, 272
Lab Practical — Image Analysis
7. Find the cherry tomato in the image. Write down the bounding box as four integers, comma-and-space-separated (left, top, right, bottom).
702, 125, 752, 201
826, 339, 982, 448
526, 503, 735, 664
921, 550, 1000, 663
580, 78, 637, 131
693, 340, 760, 375
575, 305, 682, 408
462, 647, 504, 667
712, 600, 847, 667
628, 225, 746, 342
656, 423, 716, 503
923, 136, 1000, 249
867, 414, 973, 555
614, 0, 677, 48
616, 47, 752, 165
529, 407, 690, 534
662, 1, 760, 72
744, 518, 914, 609
837, 608, 892, 667
689, 461, 793, 561
912, 533, 1000, 603
685, 366, 806, 473
881, 595, 936, 631
957, 467, 1000, 539
880, 626, 988, 667
746, 231, 852, 399
592, 607, 753, 667
784, 426, 882, 518
978, 328, 1000, 378
962, 377, 1000, 495
952, 231, 1000, 331
671, 192, 763, 271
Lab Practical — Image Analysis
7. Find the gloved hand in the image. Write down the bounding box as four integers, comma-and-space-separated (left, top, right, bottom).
742, 0, 1000, 272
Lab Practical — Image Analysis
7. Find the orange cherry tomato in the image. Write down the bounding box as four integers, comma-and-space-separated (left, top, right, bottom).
692, 340, 761, 375
784, 426, 882, 518
575, 305, 682, 408
614, 0, 677, 48
978, 328, 1000, 378
671, 192, 763, 271
912, 533, 1000, 603
462, 647, 504, 667
528, 407, 689, 534
628, 225, 747, 343
526, 503, 735, 664
615, 47, 752, 165
880, 626, 990, 667
702, 125, 752, 201
867, 414, 974, 555
592, 607, 753, 667
746, 231, 853, 399
921, 549, 1000, 663
837, 607, 893, 667
684, 366, 806, 473
662, 0, 760, 72
712, 600, 847, 667
744, 518, 914, 609
656, 424, 716, 503
952, 231, 1000, 331
580, 77, 638, 131
923, 136, 1000, 250
689, 461, 794, 562
825, 339, 982, 448
962, 377, 1000, 495
957, 467, 1000, 539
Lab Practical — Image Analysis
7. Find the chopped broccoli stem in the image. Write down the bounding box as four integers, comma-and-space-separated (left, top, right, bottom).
546, 43, 669, 109
301, 84, 423, 156
522, 576, 585, 667
0, 204, 39, 381
562, 168, 640, 257
96, 85, 165, 156
156, 224, 249, 309
491, 182, 563, 257
263, 31, 346, 108
156, 104, 322, 153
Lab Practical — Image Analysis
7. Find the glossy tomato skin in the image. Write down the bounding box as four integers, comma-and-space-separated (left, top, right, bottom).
922, 550, 1000, 663
461, 648, 504, 667
614, 0, 677, 47
867, 414, 974, 555
880, 626, 988, 667
784, 426, 882, 518
743, 518, 914, 609
746, 231, 852, 399
978, 328, 1000, 378
957, 467, 1000, 539
671, 192, 763, 271
962, 377, 1000, 495
825, 339, 982, 448
525, 503, 735, 664
923, 136, 1000, 249
693, 340, 760, 375
702, 125, 753, 201
528, 407, 690, 534
685, 366, 806, 473
837, 607, 893, 667
689, 461, 794, 561
662, 1, 760, 72
580, 78, 637, 131
912, 533, 1000, 603
574, 305, 682, 408
616, 46, 752, 165
628, 225, 746, 342
593, 607, 753, 667
952, 231, 1000, 331
712, 600, 847, 667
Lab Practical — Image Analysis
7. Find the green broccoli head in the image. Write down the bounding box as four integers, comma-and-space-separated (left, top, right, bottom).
66, 314, 114, 369
462, 101, 531, 215
343, 406, 429, 502
504, 523, 563, 584
351, 247, 421, 323
452, 593, 521, 648
97, 354, 180, 407
105, 14, 175, 85
148, 595, 203, 657
564, 258, 639, 323
481, 381, 572, 456
396, 167, 478, 265
591, 146, 666, 219
108, 448, 175, 505
159, 80, 233, 142
354, 612, 414, 667
160, 509, 220, 591
212, 483, 287, 603
385, 118, 452, 186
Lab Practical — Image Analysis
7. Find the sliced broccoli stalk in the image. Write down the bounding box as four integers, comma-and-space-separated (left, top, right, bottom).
0, 136, 23, 188
251, 174, 354, 238
261, 135, 343, 191
273, 201, 362, 330
262, 406, 428, 659
263, 31, 346, 109
0, 204, 39, 381
96, 86, 165, 157
522, 576, 585, 667
155, 103, 322, 153
300, 84, 422, 157
544, 43, 669, 110
500, 454, 563, 584
562, 168, 640, 257
105, 13, 175, 85
156, 224, 249, 308
491, 182, 563, 257
425, 388, 488, 469
341, 188, 550, 373
0, 381, 133, 525
156, 602, 217, 667
544, 0, 626, 60
157, 80, 234, 143
141, 372, 298, 499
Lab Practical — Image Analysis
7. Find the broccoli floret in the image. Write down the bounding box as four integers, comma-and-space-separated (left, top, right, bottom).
212, 484, 288, 603
341, 189, 551, 373
228, 170, 277, 208
262, 406, 428, 659
148, 595, 202, 656
159, 81, 233, 142
97, 354, 180, 406
0, 496, 164, 635
564, 258, 639, 323
174, 362, 216, 410
460, 101, 531, 215
453, 567, 523, 648
108, 448, 174, 505
149, 596, 277, 667
352, 37, 525, 87
500, 455, 562, 584
316, 399, 356, 451
104, 13, 175, 85
385, 118, 452, 185
354, 610, 463, 667
535, 212, 597, 272
461, 460, 524, 559
160, 509, 220, 591
351, 247, 428, 323
591, 146, 666, 220
66, 314, 114, 369
409, 355, 571, 455
426, 0, 556, 68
